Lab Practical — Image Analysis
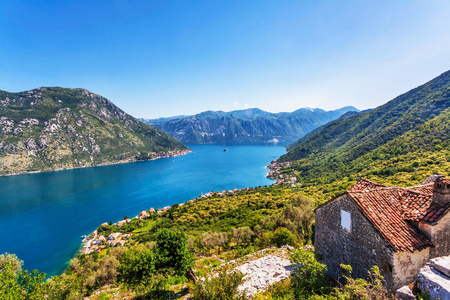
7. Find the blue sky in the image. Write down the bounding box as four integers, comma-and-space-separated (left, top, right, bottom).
1, 1, 450, 118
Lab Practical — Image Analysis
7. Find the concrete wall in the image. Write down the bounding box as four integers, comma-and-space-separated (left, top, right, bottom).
315, 195, 395, 286
392, 248, 430, 290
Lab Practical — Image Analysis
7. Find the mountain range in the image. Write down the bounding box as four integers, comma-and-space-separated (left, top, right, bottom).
141, 106, 358, 144
0, 87, 189, 175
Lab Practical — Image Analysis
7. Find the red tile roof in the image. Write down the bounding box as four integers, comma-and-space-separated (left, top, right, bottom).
406, 184, 434, 195
347, 188, 433, 252
402, 183, 450, 223
339, 177, 450, 252
350, 178, 387, 191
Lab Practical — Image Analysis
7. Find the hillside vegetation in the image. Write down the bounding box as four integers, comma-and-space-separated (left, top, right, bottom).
1, 182, 395, 299
0, 185, 313, 298
142, 107, 358, 144
0, 87, 189, 175
278, 70, 450, 202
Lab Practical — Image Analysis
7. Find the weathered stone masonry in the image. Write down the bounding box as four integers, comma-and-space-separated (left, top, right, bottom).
315, 195, 395, 286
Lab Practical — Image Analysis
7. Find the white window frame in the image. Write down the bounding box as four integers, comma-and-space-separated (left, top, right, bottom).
341, 209, 351, 231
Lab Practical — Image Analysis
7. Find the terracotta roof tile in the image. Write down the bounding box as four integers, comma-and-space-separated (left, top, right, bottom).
350, 178, 387, 191
347, 188, 433, 252
402, 184, 450, 223
406, 184, 434, 195
341, 176, 450, 252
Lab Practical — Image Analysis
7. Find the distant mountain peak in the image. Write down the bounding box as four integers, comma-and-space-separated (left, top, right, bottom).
142, 106, 356, 144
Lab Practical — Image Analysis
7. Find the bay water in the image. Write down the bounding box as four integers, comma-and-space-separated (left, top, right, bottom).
0, 144, 286, 277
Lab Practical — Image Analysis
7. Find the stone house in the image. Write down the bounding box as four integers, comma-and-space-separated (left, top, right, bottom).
314, 175, 450, 290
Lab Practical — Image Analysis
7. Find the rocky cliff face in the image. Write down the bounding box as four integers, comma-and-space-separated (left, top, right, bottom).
0, 87, 189, 175
141, 107, 358, 144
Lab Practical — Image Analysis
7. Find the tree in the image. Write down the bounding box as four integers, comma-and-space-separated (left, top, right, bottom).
0, 253, 46, 300
120, 228, 197, 290
334, 265, 394, 300
199, 231, 228, 254
0, 253, 22, 272
120, 249, 157, 290
282, 195, 315, 243
44, 273, 83, 299
272, 227, 296, 247
0, 263, 23, 300
155, 228, 195, 277
17, 269, 46, 299
231, 227, 254, 245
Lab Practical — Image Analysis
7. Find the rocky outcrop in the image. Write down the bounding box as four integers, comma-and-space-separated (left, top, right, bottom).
429, 256, 450, 278
414, 256, 450, 300
237, 255, 297, 297
417, 265, 450, 299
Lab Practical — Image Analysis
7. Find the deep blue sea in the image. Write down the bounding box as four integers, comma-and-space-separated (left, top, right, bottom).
0, 144, 286, 277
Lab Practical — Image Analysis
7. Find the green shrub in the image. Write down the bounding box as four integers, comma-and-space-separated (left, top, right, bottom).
290, 249, 329, 297
189, 266, 247, 300
272, 227, 297, 247
334, 265, 394, 300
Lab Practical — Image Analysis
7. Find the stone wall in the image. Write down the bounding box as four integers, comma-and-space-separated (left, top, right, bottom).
315, 195, 395, 286
392, 248, 430, 290
429, 213, 450, 258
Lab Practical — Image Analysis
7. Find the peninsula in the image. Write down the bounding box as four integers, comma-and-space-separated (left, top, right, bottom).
0, 87, 189, 175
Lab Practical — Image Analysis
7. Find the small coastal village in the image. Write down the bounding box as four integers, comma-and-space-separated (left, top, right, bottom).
79, 209, 162, 255
79, 160, 298, 255
266, 161, 299, 186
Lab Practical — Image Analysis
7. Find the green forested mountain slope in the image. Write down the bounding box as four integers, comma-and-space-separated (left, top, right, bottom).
277, 70, 450, 201
285, 109, 371, 151
141, 106, 358, 144
0, 87, 189, 175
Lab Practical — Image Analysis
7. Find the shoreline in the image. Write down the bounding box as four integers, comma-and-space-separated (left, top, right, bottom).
9, 145, 284, 277
78, 184, 273, 256
0, 149, 191, 177
78, 160, 292, 257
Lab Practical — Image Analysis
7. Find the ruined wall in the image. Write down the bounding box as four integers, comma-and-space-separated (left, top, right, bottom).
429, 212, 450, 258
392, 248, 430, 290
315, 195, 395, 286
